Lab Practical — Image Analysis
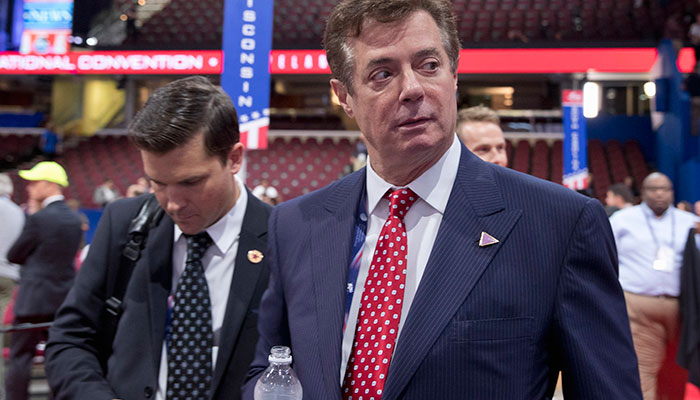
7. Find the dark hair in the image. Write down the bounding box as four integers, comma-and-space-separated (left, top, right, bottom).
323, 0, 460, 92
128, 76, 239, 164
607, 183, 634, 204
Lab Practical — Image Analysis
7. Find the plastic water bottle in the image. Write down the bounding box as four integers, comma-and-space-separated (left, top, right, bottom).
253, 346, 303, 400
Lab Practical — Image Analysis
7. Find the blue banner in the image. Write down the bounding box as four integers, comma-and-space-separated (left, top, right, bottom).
562, 90, 589, 190
221, 0, 273, 149
23, 1, 73, 30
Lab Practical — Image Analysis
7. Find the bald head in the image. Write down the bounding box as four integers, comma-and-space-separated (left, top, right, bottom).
641, 172, 673, 216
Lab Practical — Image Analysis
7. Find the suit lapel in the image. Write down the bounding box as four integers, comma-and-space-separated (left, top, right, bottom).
211, 193, 269, 391
145, 214, 174, 375
383, 149, 522, 400
310, 170, 366, 399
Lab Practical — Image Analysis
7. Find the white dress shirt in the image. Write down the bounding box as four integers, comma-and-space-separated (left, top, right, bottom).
340, 135, 461, 382
156, 177, 248, 400
610, 203, 699, 297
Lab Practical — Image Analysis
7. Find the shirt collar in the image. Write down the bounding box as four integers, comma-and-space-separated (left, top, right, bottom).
640, 202, 673, 220
173, 176, 248, 254
42, 194, 64, 207
365, 134, 460, 215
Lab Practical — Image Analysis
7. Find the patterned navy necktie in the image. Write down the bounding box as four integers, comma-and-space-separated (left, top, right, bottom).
167, 232, 214, 400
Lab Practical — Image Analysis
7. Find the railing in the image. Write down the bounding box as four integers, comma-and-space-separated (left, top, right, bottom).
0, 322, 53, 397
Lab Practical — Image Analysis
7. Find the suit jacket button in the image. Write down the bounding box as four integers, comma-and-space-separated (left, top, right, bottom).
144, 386, 153, 398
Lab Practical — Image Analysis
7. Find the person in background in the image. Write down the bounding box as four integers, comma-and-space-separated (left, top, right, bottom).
5, 161, 82, 400
126, 176, 150, 198
39, 121, 60, 160
93, 178, 121, 207
677, 201, 693, 213
0, 173, 24, 317
606, 183, 635, 217
456, 105, 508, 167
243, 0, 641, 398
253, 179, 280, 206
610, 172, 700, 400
694, 200, 700, 217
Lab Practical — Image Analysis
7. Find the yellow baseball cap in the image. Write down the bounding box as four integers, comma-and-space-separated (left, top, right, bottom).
18, 161, 69, 187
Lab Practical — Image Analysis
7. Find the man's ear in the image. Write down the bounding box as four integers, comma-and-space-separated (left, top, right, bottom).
331, 78, 354, 118
228, 142, 244, 175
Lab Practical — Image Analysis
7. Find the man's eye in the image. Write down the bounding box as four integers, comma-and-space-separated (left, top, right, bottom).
371, 70, 391, 81
423, 61, 438, 70
183, 179, 202, 186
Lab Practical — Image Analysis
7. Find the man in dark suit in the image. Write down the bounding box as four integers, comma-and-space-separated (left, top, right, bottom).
6, 161, 83, 400
45, 76, 271, 400
243, 1, 642, 399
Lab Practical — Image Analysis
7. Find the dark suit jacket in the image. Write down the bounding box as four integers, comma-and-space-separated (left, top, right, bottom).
244, 146, 641, 399
678, 228, 700, 386
7, 199, 82, 318
45, 191, 271, 400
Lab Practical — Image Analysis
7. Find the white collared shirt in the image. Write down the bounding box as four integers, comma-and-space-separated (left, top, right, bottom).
42, 194, 64, 207
340, 135, 461, 383
610, 202, 699, 296
156, 177, 248, 400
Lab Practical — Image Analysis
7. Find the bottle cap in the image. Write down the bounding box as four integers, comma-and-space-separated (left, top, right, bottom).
269, 345, 293, 363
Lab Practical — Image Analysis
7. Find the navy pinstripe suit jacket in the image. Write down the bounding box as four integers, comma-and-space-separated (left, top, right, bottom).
244, 145, 642, 399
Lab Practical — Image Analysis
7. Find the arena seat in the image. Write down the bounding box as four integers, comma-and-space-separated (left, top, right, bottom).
511, 140, 531, 174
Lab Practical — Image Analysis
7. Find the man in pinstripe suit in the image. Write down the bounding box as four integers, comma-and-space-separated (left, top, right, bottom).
244, 0, 642, 398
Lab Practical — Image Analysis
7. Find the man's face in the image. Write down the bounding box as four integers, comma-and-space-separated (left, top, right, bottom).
26, 180, 51, 202
331, 11, 458, 178
641, 175, 673, 216
457, 121, 507, 167
605, 190, 621, 208
141, 133, 243, 235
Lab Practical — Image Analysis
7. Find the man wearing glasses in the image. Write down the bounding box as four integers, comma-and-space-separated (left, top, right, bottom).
610, 172, 700, 399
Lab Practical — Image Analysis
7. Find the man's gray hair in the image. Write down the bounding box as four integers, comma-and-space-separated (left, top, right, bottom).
0, 173, 13, 196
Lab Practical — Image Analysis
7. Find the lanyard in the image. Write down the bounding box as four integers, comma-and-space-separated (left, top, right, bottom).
644, 208, 675, 251
344, 193, 368, 329
165, 295, 174, 347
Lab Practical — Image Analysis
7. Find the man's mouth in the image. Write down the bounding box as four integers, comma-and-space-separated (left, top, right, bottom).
398, 117, 431, 128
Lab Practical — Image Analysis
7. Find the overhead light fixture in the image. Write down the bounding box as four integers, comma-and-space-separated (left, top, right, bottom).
583, 81, 600, 119
643, 81, 656, 97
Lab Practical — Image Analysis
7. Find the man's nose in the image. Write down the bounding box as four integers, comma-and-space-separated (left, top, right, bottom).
399, 70, 425, 103
163, 187, 185, 214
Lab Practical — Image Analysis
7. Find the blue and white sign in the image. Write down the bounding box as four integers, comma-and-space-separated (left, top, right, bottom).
221, 0, 273, 149
562, 90, 589, 190
23, 1, 73, 30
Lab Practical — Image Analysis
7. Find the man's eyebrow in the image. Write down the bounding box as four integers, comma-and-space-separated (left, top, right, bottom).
365, 57, 395, 71
414, 47, 441, 60
364, 48, 442, 71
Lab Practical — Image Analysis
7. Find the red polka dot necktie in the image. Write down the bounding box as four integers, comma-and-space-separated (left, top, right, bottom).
342, 188, 418, 400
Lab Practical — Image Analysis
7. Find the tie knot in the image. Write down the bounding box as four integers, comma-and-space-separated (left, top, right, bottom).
185, 232, 212, 263
386, 188, 418, 219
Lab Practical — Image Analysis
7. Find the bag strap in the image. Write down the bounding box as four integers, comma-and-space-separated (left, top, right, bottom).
105, 194, 164, 317
98, 194, 163, 371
